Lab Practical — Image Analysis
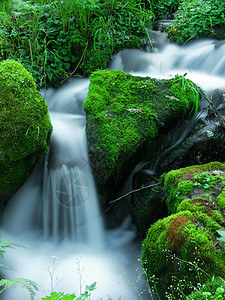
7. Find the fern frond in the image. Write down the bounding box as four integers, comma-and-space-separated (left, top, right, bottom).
0, 263, 12, 270
42, 291, 76, 300
0, 236, 25, 258
0, 278, 39, 300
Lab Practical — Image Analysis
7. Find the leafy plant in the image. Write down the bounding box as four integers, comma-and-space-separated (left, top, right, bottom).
42, 282, 97, 300
42, 292, 76, 300
169, 0, 225, 44
0, 0, 153, 88
0, 235, 39, 299
150, 0, 181, 20
193, 172, 217, 190
216, 229, 225, 243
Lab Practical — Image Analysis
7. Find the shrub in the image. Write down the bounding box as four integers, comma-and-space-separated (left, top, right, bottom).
168, 0, 225, 44
150, 0, 181, 20
0, 0, 152, 88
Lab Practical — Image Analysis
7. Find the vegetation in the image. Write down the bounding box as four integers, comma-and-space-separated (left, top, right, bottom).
150, 0, 181, 20
0, 236, 39, 299
0, 59, 52, 202
169, 0, 225, 43
0, 0, 152, 88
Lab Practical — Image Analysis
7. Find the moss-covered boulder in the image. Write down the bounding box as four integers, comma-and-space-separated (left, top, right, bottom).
0, 60, 52, 203
84, 69, 200, 206
142, 162, 225, 299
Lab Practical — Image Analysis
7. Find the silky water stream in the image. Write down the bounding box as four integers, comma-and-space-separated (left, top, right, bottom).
1, 78, 149, 300
1, 35, 225, 300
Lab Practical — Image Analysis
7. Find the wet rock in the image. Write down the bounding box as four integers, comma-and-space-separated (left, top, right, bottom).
154, 89, 225, 175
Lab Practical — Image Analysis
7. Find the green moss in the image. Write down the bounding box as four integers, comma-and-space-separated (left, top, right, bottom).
84, 70, 199, 188
0, 60, 52, 199
178, 197, 225, 228
217, 191, 225, 211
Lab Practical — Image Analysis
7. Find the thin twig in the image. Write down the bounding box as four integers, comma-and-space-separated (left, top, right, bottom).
108, 183, 160, 205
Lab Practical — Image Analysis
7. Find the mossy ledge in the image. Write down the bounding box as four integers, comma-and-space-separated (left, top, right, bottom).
0, 60, 52, 203
84, 69, 199, 206
142, 162, 225, 299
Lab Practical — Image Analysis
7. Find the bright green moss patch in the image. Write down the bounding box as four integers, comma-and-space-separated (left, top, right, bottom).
84, 70, 199, 190
0, 60, 52, 200
217, 191, 225, 211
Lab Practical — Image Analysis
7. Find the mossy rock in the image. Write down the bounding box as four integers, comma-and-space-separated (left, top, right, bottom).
142, 162, 225, 298
84, 69, 200, 206
163, 161, 225, 214
0, 60, 52, 202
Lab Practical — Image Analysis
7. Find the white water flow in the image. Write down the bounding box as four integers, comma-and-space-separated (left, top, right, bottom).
1, 35, 225, 300
110, 38, 225, 93
1, 79, 148, 300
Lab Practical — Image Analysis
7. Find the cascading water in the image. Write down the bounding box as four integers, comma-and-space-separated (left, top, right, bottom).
110, 38, 225, 93
3, 78, 103, 247
1, 78, 148, 300
1, 33, 225, 300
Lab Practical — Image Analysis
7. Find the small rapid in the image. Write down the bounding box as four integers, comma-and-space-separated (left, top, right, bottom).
110, 38, 225, 93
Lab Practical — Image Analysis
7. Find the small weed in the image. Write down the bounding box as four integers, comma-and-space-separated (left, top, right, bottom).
193, 172, 217, 190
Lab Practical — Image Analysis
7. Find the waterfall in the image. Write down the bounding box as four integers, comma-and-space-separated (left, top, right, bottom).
3, 78, 103, 248
1, 34, 225, 300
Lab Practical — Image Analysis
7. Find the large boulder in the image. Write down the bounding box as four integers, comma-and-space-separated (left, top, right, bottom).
84, 69, 200, 207
0, 60, 52, 203
142, 162, 225, 299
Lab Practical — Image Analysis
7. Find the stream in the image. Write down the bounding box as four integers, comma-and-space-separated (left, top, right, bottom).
1, 33, 225, 300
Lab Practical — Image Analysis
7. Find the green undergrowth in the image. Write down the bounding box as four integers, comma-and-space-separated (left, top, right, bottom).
84, 70, 200, 188
169, 0, 225, 43
0, 0, 152, 88
150, 0, 181, 20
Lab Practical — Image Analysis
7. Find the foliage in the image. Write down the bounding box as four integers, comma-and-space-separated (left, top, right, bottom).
150, 0, 181, 20
0, 0, 152, 88
0, 235, 39, 299
0, 0, 13, 13
186, 276, 225, 300
193, 172, 217, 190
169, 0, 225, 44
0, 278, 39, 299
42, 292, 75, 300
